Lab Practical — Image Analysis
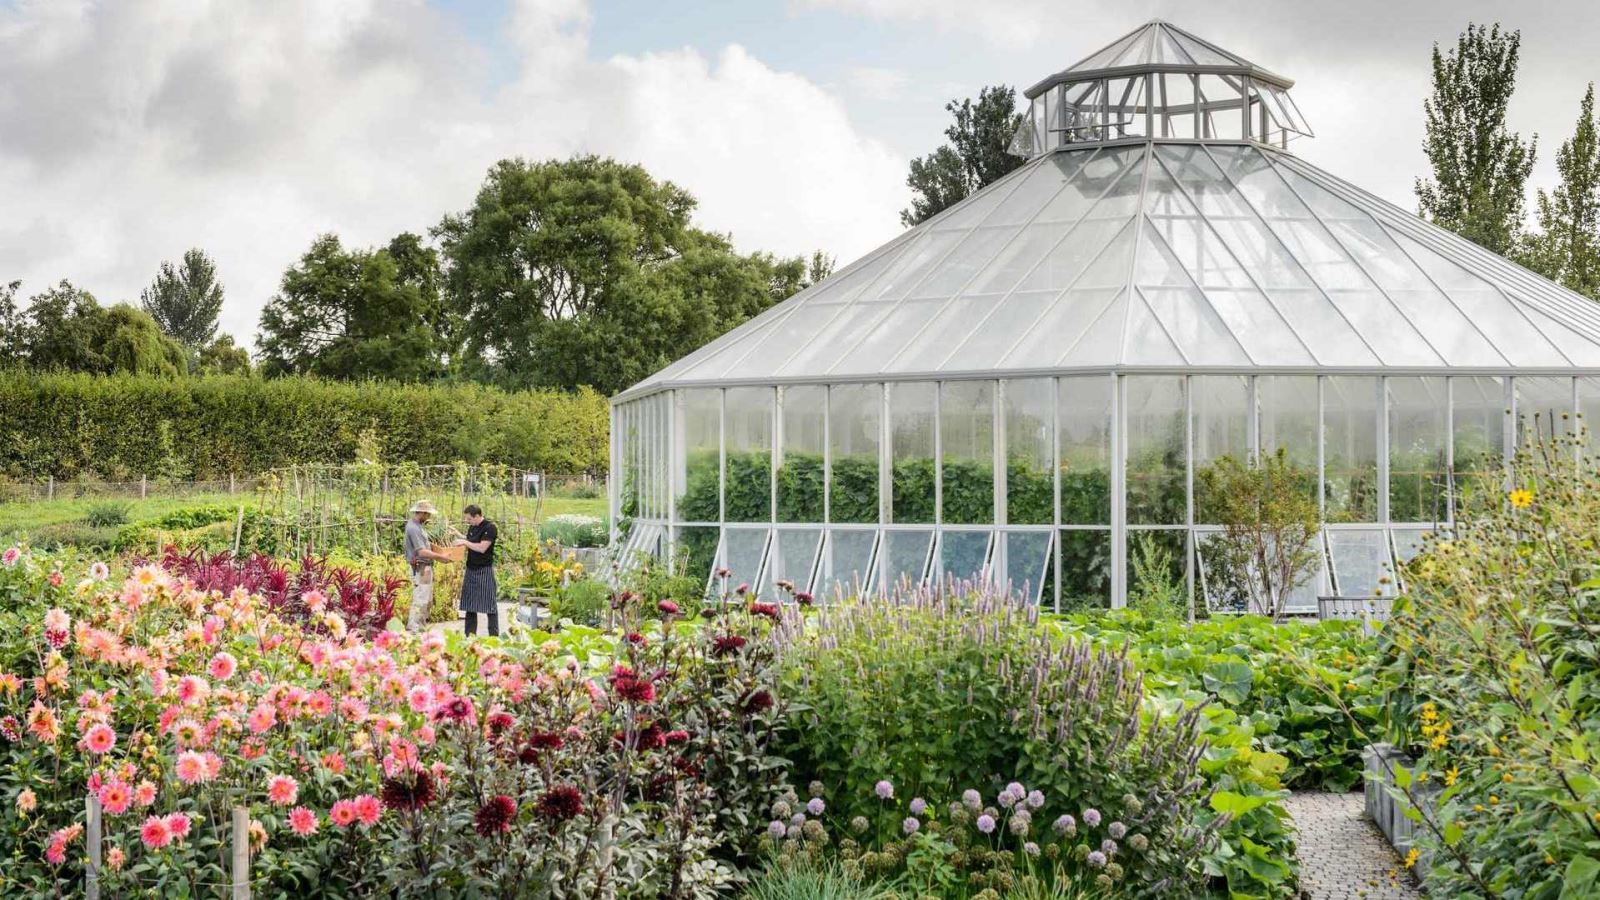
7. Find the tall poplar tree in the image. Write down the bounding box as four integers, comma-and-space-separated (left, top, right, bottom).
1414, 23, 1537, 257
1524, 84, 1600, 300
140, 248, 225, 348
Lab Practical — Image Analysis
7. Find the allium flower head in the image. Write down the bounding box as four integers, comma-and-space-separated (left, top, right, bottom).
1082, 808, 1102, 827
962, 789, 982, 810
874, 779, 894, 800
909, 797, 927, 816
1087, 850, 1107, 868
768, 820, 786, 838
1109, 821, 1126, 840
850, 816, 869, 833
807, 798, 825, 816
1026, 790, 1045, 809
903, 817, 920, 835
976, 814, 996, 834
1053, 814, 1076, 836
1024, 841, 1040, 857
1101, 838, 1118, 856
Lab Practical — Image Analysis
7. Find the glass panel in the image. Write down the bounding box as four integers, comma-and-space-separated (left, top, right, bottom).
1004, 379, 1054, 525
1324, 377, 1379, 523
890, 382, 937, 524
724, 387, 772, 522
1582, 377, 1600, 454
1001, 531, 1052, 604
1515, 376, 1576, 446
1327, 528, 1398, 598
1059, 529, 1111, 611
829, 384, 881, 524
720, 526, 770, 593
1258, 375, 1319, 503
764, 528, 823, 599
676, 389, 721, 523
1452, 377, 1506, 516
822, 529, 877, 598
677, 526, 720, 591
1390, 526, 1438, 565
1126, 376, 1187, 525
1197, 530, 1325, 614
941, 381, 995, 525
938, 529, 993, 585
1060, 375, 1113, 525
777, 386, 825, 523
1387, 377, 1447, 524
908, 227, 1020, 300
1192, 376, 1251, 523
881, 529, 935, 592
621, 404, 640, 519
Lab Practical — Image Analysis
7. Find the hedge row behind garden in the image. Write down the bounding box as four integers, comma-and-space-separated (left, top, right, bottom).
0, 371, 609, 479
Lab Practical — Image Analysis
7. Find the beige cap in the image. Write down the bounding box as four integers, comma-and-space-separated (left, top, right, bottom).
409, 500, 438, 515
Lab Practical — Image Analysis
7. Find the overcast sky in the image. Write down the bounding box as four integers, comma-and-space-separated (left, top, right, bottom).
2, 0, 1597, 344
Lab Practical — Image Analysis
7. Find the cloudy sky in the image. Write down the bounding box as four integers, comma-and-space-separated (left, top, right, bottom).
2, 0, 1597, 344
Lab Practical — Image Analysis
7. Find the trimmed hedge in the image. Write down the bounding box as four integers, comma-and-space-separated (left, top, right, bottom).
0, 371, 609, 479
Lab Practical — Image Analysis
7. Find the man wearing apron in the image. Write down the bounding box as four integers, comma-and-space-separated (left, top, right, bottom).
454, 504, 500, 636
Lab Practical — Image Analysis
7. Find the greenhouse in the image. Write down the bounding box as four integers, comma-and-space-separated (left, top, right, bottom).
609, 20, 1600, 612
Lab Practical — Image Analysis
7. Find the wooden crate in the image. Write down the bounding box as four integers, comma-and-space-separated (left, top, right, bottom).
432, 542, 465, 564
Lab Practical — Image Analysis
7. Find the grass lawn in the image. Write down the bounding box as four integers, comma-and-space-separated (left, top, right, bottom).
0, 491, 609, 545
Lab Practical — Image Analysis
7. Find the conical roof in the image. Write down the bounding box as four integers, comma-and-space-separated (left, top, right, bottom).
1049, 19, 1289, 86
619, 140, 1600, 400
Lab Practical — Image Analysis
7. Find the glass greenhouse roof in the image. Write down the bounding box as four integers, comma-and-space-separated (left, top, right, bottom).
622, 140, 1600, 400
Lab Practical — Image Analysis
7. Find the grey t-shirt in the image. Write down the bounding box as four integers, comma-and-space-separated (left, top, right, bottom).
403, 519, 431, 568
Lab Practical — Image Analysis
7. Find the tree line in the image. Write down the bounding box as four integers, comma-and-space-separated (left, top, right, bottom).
1, 156, 832, 396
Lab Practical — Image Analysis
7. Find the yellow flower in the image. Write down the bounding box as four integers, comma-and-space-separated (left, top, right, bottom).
1445, 767, 1459, 787
1502, 772, 1513, 784
1404, 848, 1420, 869
1509, 488, 1534, 508
1489, 795, 1500, 805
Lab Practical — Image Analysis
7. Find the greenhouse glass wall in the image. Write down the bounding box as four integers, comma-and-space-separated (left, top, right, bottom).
609, 21, 1600, 612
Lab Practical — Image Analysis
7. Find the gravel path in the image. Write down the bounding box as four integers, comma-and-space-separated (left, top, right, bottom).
1285, 791, 1423, 899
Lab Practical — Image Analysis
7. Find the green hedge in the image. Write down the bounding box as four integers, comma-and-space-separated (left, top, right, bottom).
0, 372, 609, 479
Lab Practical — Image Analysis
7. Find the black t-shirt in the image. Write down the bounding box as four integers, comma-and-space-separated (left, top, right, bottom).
465, 520, 497, 568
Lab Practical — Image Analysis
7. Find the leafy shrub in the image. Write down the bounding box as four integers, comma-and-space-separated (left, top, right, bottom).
113, 503, 241, 550
1375, 440, 1600, 897
0, 371, 608, 479
775, 586, 1215, 895
551, 578, 610, 626
24, 522, 121, 550
1127, 533, 1184, 620
81, 500, 132, 527
539, 513, 607, 548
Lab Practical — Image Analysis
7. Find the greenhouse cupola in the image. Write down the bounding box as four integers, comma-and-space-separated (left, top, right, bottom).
1008, 19, 1311, 156
610, 21, 1600, 615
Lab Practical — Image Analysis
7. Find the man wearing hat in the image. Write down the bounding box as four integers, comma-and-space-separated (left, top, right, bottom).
404, 500, 451, 631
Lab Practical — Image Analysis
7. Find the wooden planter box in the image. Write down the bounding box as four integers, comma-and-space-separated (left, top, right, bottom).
431, 542, 465, 564
1364, 743, 1439, 873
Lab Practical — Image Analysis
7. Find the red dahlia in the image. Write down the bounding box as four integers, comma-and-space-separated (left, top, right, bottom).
749, 602, 779, 619
741, 689, 774, 714
527, 730, 565, 752
381, 770, 437, 811
536, 785, 584, 822
712, 634, 747, 657
474, 794, 517, 836
612, 675, 655, 704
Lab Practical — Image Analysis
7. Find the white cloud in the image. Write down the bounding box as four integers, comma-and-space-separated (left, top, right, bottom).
845, 65, 911, 100
0, 0, 908, 343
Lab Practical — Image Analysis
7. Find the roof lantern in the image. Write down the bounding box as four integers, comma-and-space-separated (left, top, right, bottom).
1009, 20, 1312, 157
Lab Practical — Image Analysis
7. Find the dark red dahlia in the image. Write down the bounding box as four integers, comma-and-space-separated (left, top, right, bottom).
527, 730, 565, 752
663, 729, 690, 745
612, 675, 655, 704
734, 582, 750, 596
741, 689, 774, 715
794, 591, 814, 606
749, 602, 779, 619
474, 794, 518, 836
434, 697, 473, 723
536, 785, 584, 822
657, 600, 680, 615
712, 634, 748, 657
672, 756, 702, 778
644, 773, 675, 801
486, 712, 515, 739
626, 632, 646, 645
699, 608, 718, 620
381, 770, 437, 811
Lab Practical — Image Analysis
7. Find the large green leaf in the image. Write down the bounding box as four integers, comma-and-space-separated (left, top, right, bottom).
1203, 660, 1255, 705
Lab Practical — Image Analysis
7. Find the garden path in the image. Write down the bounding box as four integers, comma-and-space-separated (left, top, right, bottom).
1285, 791, 1422, 899
426, 601, 519, 636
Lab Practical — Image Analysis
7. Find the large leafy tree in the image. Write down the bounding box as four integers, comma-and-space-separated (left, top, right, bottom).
140, 248, 225, 348
1523, 84, 1600, 300
435, 156, 820, 394
901, 85, 1025, 226
1415, 23, 1537, 256
17, 281, 187, 376
257, 232, 448, 381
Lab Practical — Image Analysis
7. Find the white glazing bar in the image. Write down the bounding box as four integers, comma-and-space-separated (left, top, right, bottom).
1184, 375, 1196, 621
667, 391, 680, 563
1503, 377, 1516, 489
1111, 373, 1127, 608
609, 404, 621, 545
771, 387, 783, 526
1051, 376, 1063, 613
994, 380, 1008, 527
822, 387, 832, 524
1377, 377, 1390, 525
1443, 378, 1454, 525
880, 383, 893, 524
934, 381, 944, 524
1317, 376, 1326, 521
718, 389, 727, 524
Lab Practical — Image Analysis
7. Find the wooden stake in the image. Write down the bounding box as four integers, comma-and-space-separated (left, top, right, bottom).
231, 806, 251, 899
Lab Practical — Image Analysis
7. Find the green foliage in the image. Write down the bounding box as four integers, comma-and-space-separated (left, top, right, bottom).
903, 86, 1025, 226
1415, 23, 1538, 255
1376, 437, 1600, 896
0, 371, 608, 479
195, 334, 252, 375
435, 156, 825, 394
1522, 83, 1600, 300
1194, 452, 1321, 619
140, 248, 225, 348
113, 503, 241, 550
1127, 532, 1184, 621
550, 578, 610, 626
13, 281, 189, 377
740, 856, 896, 900
1055, 611, 1383, 793
81, 500, 132, 528
776, 589, 1215, 895
258, 232, 450, 381
538, 513, 607, 548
